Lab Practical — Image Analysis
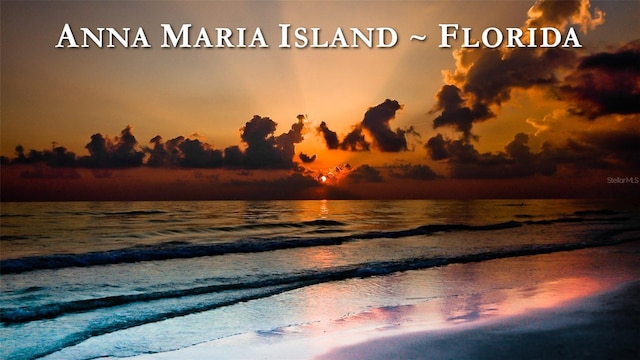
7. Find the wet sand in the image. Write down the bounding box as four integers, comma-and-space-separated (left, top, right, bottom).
318, 279, 640, 360
119, 242, 639, 360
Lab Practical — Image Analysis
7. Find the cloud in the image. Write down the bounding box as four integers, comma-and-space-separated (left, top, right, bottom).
179, 138, 224, 168
430, 85, 492, 139
345, 164, 384, 183
526, 0, 605, 33
317, 99, 417, 152
424, 0, 636, 180
430, 0, 605, 138
426, 133, 541, 178
540, 122, 640, 172
10, 144, 77, 167
317, 121, 340, 150
340, 126, 371, 151
7, 112, 313, 171
559, 40, 640, 119
361, 99, 412, 152
428, 119, 640, 179
299, 152, 317, 163
241, 114, 307, 169
79, 125, 145, 168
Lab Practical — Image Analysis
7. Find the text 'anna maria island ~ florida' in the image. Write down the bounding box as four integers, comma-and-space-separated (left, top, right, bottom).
54, 23, 583, 49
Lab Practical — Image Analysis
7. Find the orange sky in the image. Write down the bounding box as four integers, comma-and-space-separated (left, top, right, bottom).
1, 0, 639, 200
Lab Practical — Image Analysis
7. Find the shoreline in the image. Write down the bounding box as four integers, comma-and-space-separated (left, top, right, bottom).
318, 279, 640, 360
117, 243, 639, 360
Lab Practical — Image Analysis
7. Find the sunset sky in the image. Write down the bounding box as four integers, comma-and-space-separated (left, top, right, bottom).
1, 0, 639, 200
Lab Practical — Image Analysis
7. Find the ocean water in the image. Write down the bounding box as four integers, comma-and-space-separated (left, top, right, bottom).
1, 199, 639, 360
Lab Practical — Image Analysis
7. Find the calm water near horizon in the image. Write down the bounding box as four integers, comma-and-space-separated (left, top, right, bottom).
1, 199, 639, 359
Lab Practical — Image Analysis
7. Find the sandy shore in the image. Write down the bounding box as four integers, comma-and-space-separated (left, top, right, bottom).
120, 243, 639, 360
318, 279, 640, 360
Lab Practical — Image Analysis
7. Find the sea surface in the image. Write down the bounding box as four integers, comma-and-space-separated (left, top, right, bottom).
1, 199, 639, 360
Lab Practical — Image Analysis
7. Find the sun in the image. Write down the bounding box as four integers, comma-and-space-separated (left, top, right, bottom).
320, 175, 327, 183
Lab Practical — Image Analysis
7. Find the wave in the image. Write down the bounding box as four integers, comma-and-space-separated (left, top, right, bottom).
3, 225, 638, 326
1, 216, 630, 275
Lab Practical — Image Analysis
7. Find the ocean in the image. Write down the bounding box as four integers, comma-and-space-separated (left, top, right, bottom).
1, 199, 639, 360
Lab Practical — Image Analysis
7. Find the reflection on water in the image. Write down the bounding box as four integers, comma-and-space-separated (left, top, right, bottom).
284, 243, 639, 342
179, 244, 638, 360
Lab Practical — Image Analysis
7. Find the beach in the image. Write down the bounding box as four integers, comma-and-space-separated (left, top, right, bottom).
2, 200, 639, 360
120, 241, 640, 360
319, 279, 640, 360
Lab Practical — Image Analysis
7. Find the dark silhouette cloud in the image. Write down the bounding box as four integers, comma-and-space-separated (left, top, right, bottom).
361, 99, 411, 152
10, 144, 76, 167
430, 85, 492, 139
78, 126, 145, 168
241, 114, 307, 169
559, 40, 640, 118
83, 133, 109, 167
345, 164, 384, 183
340, 127, 371, 151
179, 138, 224, 168
538, 124, 640, 173
317, 121, 340, 149
299, 152, 317, 163
427, 123, 640, 179
223, 145, 244, 167
6, 114, 313, 171
427, 133, 540, 178
317, 99, 417, 152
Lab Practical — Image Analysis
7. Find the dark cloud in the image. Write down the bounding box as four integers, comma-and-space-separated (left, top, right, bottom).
240, 114, 307, 169
6, 113, 312, 170
559, 40, 640, 119
361, 99, 411, 152
426, 133, 539, 178
340, 127, 371, 151
424, 0, 633, 180
240, 115, 280, 168
146, 135, 224, 168
428, 122, 640, 179
345, 164, 384, 183
317, 99, 417, 152
10, 144, 77, 167
223, 145, 244, 167
78, 126, 145, 168
178, 138, 224, 168
430, 85, 492, 138
274, 114, 307, 166
299, 152, 317, 163
431, 46, 578, 138
426, 133, 449, 161
316, 121, 340, 149
430, 0, 606, 137
539, 124, 640, 172
579, 126, 640, 168
147, 135, 169, 167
